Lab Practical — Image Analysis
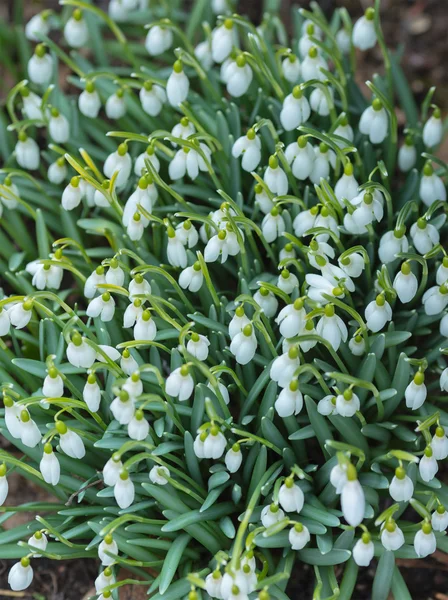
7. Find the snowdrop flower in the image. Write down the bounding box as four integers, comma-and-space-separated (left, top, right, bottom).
230, 323, 258, 365
110, 390, 135, 425
333, 115, 354, 147
229, 307, 251, 340
0, 464, 7, 506
437, 257, 448, 285
28, 531, 48, 557
145, 25, 173, 56
67, 333, 96, 368
365, 294, 392, 333
123, 178, 156, 226
307, 275, 344, 305
194, 39, 213, 71
205, 571, 224, 599
293, 206, 318, 236
169, 144, 211, 181
26, 259, 63, 291
85, 266, 106, 299
282, 54, 301, 83
261, 503, 285, 528
8, 558, 33, 591
275, 380, 303, 417
166, 365, 194, 401
139, 81, 166, 116
64, 9, 88, 47
330, 463, 347, 494
79, 81, 101, 118
270, 346, 301, 388
108, 0, 128, 21
86, 292, 115, 322
166, 227, 188, 268
42, 367, 63, 398
176, 220, 198, 248
286, 136, 315, 180
95, 568, 115, 594
422, 283, 448, 315
225, 444, 242, 473
389, 466, 414, 501
123, 372, 143, 399
104, 143, 132, 189
262, 207, 285, 243
20, 88, 43, 121
404, 371, 427, 411
419, 447, 438, 482
352, 8, 377, 50
179, 262, 204, 292
423, 108, 443, 148
299, 22, 319, 58
62, 176, 84, 211
0, 308, 10, 338
264, 156, 288, 196
193, 432, 206, 459
40, 444, 60, 485
353, 533, 374, 567
346, 189, 384, 231
349, 334, 366, 356
359, 98, 388, 144
280, 86, 311, 131
105, 89, 126, 119
253, 184, 273, 214
336, 388, 360, 418
378, 228, 409, 264
381, 519, 404, 551
98, 535, 118, 566
134, 310, 157, 341
411, 218, 440, 254
254, 287, 278, 318
419, 163, 446, 208
232, 128, 261, 172
338, 253, 365, 278
432, 426, 448, 460
289, 523, 310, 550
203, 426, 227, 459
187, 333, 210, 360
301, 46, 328, 82
310, 86, 333, 117
335, 162, 359, 205
105, 260, 125, 287
336, 27, 351, 54
134, 146, 160, 176
440, 368, 448, 392
211, 19, 235, 63
298, 319, 318, 352
129, 275, 151, 300
48, 157, 67, 184
341, 465, 365, 527
398, 135, 417, 172
28, 44, 53, 86
207, 380, 230, 405
309, 143, 336, 184
432, 506, 448, 532
57, 421, 85, 459
279, 477, 304, 513
171, 117, 196, 144
277, 269, 299, 294
114, 469, 135, 509
3, 396, 21, 438
204, 228, 240, 264
9, 300, 33, 329
393, 262, 418, 303
224, 56, 253, 97
103, 454, 123, 487
25, 12, 50, 41
276, 298, 306, 338
167, 60, 189, 106
83, 373, 101, 412
15, 132, 40, 170
414, 523, 436, 558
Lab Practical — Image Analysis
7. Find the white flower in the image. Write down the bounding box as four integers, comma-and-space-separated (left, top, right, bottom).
353, 535, 374, 567
171, 118, 196, 144
338, 253, 365, 278
167, 61, 189, 106
277, 269, 299, 294
340, 466, 365, 527
0, 468, 7, 506
316, 308, 348, 351
414, 525, 436, 558
84, 267, 106, 299
110, 390, 135, 425
330, 463, 347, 493
48, 158, 67, 184
301, 47, 328, 82
293, 207, 318, 236
40, 445, 60, 485
398, 138, 417, 172
232, 129, 261, 172
336, 389, 360, 418
230, 324, 257, 365
67, 335, 96, 368
432, 426, 448, 460
365, 295, 392, 333
149, 465, 170, 485
276, 299, 306, 338
179, 263, 204, 292
194, 40, 213, 71
419, 163, 446, 208
103, 455, 123, 486
282, 54, 301, 83
167, 231, 188, 269
335, 163, 359, 205
169, 144, 211, 181
104, 144, 132, 189
405, 372, 427, 410
105, 91, 126, 119
264, 156, 288, 195
134, 146, 160, 176
79, 83, 101, 118
298, 22, 319, 58
204, 229, 240, 264
133, 310, 156, 341
336, 28, 351, 54
121, 350, 139, 376
225, 445, 242, 473
288, 523, 310, 550
87, 293, 116, 322
352, 9, 377, 50
42, 369, 63, 398
389, 468, 414, 501
262, 208, 286, 243
83, 375, 101, 412
64, 10, 89, 47
106, 263, 125, 287
224, 58, 253, 97
254, 184, 274, 214
207, 380, 230, 405
211, 19, 235, 63
62, 176, 84, 211
203, 427, 227, 459
432, 507, 448, 532
309, 144, 336, 184
139, 82, 166, 116
187, 333, 210, 360
270, 347, 301, 388
28, 46, 53, 86
98, 536, 118, 566
423, 110, 443, 147
278, 479, 304, 513
411, 219, 439, 254
205, 571, 224, 599
310, 86, 333, 117
166, 366, 194, 401
349, 335, 366, 356
25, 13, 50, 41
129, 276, 151, 300
254, 287, 278, 318
440, 368, 448, 392
21, 89, 43, 121
393, 263, 418, 303
437, 258, 448, 285
8, 558, 33, 591
95, 568, 115, 593
58, 424, 86, 459
381, 521, 404, 551
145, 25, 173, 56
378, 229, 409, 264
15, 134, 40, 170
261, 504, 285, 528
114, 471, 135, 509
9, 301, 33, 329
333, 116, 354, 147
26, 260, 63, 290
419, 448, 438, 482
28, 532, 48, 557
286, 136, 315, 180
4, 398, 21, 438
423, 284, 448, 315
280, 87, 311, 131
346, 189, 384, 231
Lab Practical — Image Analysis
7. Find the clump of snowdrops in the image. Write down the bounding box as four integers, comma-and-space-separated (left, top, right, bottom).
0, 0, 447, 598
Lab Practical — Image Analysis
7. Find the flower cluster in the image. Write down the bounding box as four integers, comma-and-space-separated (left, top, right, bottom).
0, 0, 447, 598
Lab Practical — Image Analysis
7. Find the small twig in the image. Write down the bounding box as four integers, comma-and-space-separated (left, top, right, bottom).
65, 479, 102, 506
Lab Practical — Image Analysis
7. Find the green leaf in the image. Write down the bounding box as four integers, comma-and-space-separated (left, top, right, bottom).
372, 551, 395, 600
159, 533, 191, 594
